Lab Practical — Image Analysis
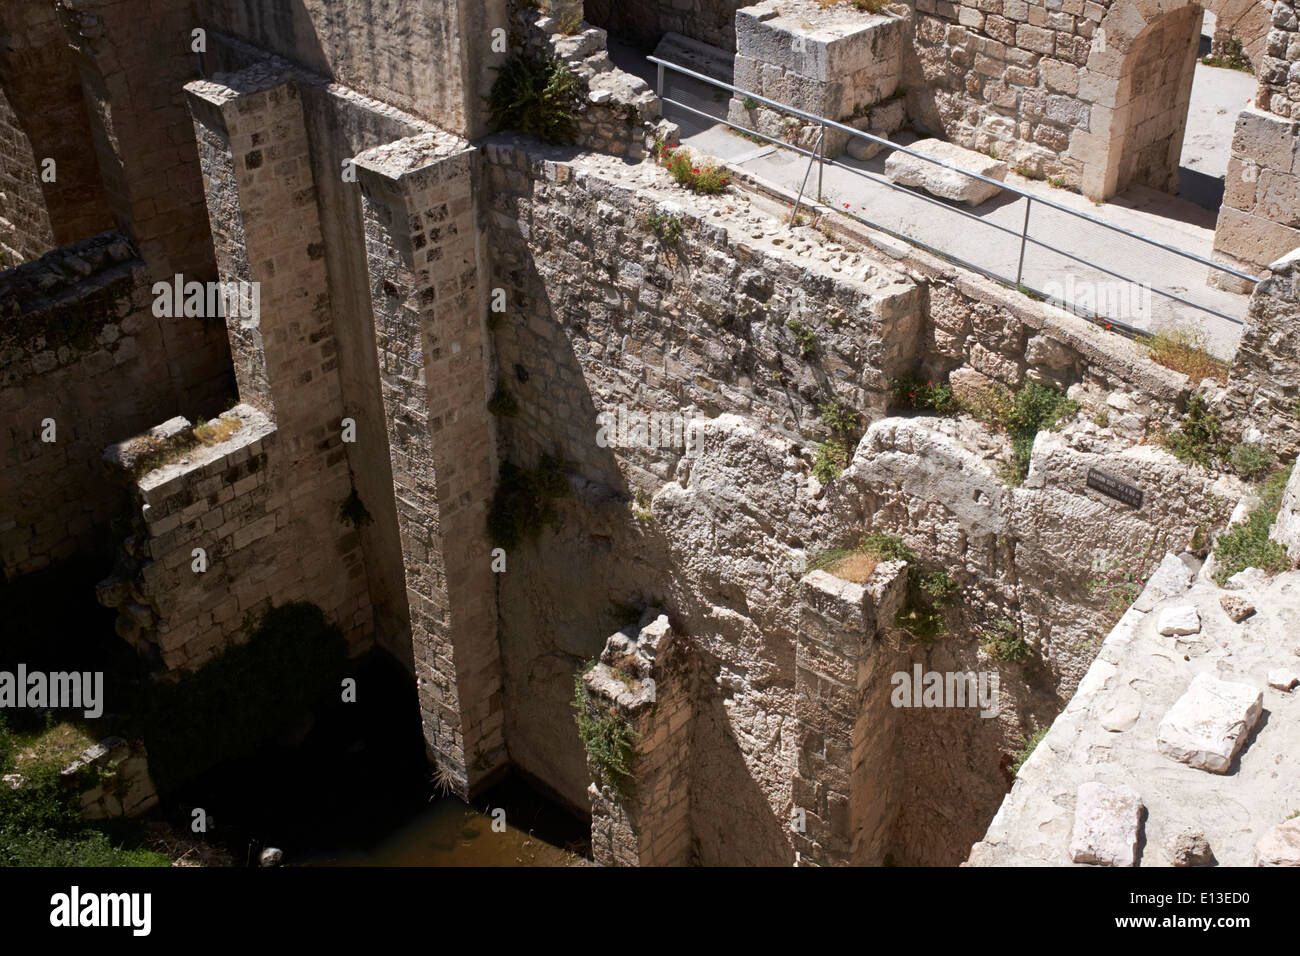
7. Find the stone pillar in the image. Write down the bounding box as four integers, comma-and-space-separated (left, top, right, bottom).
1217, 246, 1300, 457
57, 0, 216, 279
352, 136, 504, 797
184, 67, 356, 459
793, 561, 907, 866
582, 614, 693, 866
1213, 107, 1300, 286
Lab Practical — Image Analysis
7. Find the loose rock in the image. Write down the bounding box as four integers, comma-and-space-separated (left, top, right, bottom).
1069, 781, 1143, 867
1156, 673, 1263, 773
1219, 594, 1256, 622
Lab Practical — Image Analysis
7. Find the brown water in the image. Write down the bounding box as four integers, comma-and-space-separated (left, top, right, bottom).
301, 796, 589, 867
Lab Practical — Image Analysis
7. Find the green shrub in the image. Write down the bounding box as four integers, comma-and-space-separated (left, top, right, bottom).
487, 453, 570, 549
1163, 393, 1224, 469
812, 439, 849, 483
1231, 442, 1273, 481
809, 396, 865, 483
1009, 726, 1048, 776
786, 319, 817, 357
572, 665, 637, 798
644, 210, 683, 243
487, 54, 581, 144
0, 717, 168, 867
968, 381, 1077, 483
1211, 464, 1294, 584
119, 602, 348, 792
981, 620, 1031, 662
890, 377, 961, 414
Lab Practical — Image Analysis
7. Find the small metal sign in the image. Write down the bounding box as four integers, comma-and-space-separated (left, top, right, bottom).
1086, 467, 1143, 508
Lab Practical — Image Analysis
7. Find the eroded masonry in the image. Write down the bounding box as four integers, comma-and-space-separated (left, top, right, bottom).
3, 0, 1300, 866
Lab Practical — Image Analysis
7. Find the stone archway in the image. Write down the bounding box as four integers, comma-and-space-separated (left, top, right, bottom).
1070, 0, 1273, 200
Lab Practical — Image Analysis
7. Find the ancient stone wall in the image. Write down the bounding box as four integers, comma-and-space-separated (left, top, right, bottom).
0, 0, 113, 262
582, 614, 694, 866
476, 139, 1288, 862
1215, 107, 1300, 280
0, 89, 56, 267
198, 0, 511, 138
1212, 245, 1300, 456
793, 564, 908, 865
585, 0, 751, 51
98, 405, 371, 670
1, 233, 233, 581
906, 0, 1283, 198
59, 0, 219, 281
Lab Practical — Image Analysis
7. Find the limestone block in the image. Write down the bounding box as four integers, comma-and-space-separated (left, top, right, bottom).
1068, 781, 1143, 866
884, 138, 1008, 204
1255, 817, 1300, 865
1156, 673, 1263, 773
1157, 605, 1201, 636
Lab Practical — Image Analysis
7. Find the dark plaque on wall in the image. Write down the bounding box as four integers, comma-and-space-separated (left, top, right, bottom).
1086, 467, 1144, 508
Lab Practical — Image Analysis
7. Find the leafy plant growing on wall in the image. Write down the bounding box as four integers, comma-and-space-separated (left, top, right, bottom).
488, 54, 581, 145
1211, 463, 1294, 584
572, 666, 637, 798
811, 396, 865, 483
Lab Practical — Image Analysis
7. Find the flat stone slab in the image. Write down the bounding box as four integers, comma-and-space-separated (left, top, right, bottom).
1158, 605, 1201, 636
1069, 781, 1143, 866
883, 138, 1007, 205
1156, 673, 1263, 774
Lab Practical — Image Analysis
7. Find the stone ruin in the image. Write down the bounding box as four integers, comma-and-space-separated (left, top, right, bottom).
1, 0, 1299, 868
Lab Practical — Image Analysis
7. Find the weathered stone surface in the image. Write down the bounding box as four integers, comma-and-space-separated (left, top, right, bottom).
1166, 827, 1215, 867
1220, 594, 1257, 622
1156, 673, 1263, 774
1068, 782, 1143, 866
1256, 818, 1300, 865
1157, 605, 1201, 636
884, 138, 1008, 204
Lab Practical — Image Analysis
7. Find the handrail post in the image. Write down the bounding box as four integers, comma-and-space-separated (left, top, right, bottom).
1015, 197, 1031, 288
656, 61, 664, 97
818, 122, 825, 203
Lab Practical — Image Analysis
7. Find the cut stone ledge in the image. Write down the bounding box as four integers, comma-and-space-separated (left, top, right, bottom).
1156, 673, 1263, 774
1069, 781, 1143, 867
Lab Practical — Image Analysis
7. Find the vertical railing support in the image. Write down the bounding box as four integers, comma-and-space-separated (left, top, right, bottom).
1015, 197, 1032, 288
790, 127, 826, 230
817, 121, 826, 203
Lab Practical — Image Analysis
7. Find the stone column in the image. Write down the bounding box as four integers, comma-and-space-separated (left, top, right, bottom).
793, 561, 907, 866
581, 613, 693, 866
352, 136, 505, 796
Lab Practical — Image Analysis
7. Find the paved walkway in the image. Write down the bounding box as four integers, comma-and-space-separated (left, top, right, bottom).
618, 42, 1254, 358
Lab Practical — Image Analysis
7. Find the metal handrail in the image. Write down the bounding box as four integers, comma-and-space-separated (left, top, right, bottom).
649, 55, 1261, 288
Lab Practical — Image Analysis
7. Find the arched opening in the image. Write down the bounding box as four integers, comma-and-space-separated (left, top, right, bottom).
1110, 4, 1205, 196
1076, 0, 1271, 205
